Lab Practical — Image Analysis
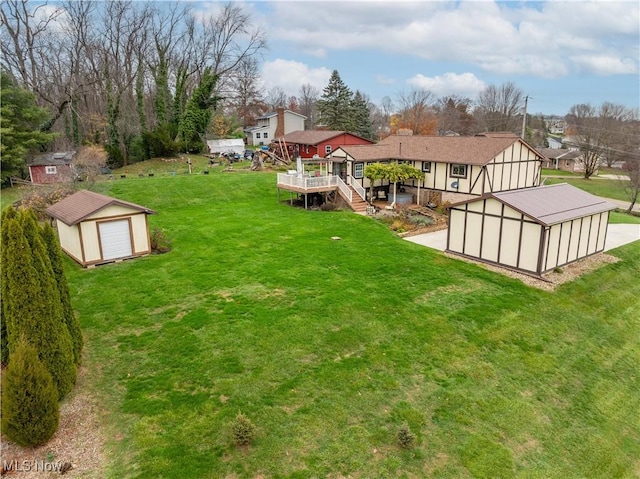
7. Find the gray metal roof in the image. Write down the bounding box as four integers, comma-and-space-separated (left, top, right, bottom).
491, 183, 617, 226
46, 190, 156, 226
28, 151, 75, 166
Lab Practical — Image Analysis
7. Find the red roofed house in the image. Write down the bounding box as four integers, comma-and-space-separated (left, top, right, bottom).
46, 190, 156, 267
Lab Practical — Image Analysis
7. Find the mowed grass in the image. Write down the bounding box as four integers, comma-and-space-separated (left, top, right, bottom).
544, 177, 630, 202
53, 172, 640, 478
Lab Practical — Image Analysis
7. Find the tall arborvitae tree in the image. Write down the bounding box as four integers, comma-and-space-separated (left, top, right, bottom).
0, 207, 18, 365
42, 222, 83, 365
1, 339, 60, 447
317, 70, 353, 131
351, 91, 374, 140
3, 210, 77, 399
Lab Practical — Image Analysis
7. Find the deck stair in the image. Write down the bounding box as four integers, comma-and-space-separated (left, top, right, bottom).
338, 185, 369, 213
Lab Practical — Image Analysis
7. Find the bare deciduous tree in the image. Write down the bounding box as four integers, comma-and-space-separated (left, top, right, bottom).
394, 89, 437, 135
475, 81, 524, 133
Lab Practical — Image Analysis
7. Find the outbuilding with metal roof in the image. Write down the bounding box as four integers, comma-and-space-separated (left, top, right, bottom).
446, 183, 617, 276
46, 190, 156, 267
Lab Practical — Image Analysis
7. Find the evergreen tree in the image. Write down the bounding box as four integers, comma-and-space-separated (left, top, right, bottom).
0, 207, 18, 364
3, 210, 76, 399
42, 221, 83, 365
1, 339, 60, 447
0, 72, 57, 184
317, 70, 353, 131
177, 68, 220, 153
351, 91, 374, 140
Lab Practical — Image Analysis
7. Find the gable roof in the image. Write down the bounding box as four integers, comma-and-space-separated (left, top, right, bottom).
256, 109, 307, 120
276, 130, 373, 145
46, 190, 156, 226
333, 133, 542, 165
28, 151, 75, 166
480, 184, 616, 226
538, 148, 581, 160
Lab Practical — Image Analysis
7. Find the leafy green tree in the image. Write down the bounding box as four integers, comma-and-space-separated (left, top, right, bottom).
364, 162, 424, 207
317, 70, 353, 131
42, 221, 83, 365
3, 210, 76, 399
0, 207, 18, 364
0, 71, 56, 184
177, 68, 220, 153
1, 339, 60, 447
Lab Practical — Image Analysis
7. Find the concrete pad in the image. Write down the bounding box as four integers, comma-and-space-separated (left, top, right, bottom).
404, 224, 639, 252
604, 224, 640, 251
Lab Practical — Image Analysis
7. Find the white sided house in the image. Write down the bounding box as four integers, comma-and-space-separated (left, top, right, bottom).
46, 190, 156, 267
446, 183, 617, 276
329, 133, 543, 204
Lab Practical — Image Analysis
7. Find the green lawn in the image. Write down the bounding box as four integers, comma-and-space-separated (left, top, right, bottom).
544, 177, 631, 202
59, 171, 639, 478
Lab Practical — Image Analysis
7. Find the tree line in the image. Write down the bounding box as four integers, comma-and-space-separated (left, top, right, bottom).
2, 0, 638, 190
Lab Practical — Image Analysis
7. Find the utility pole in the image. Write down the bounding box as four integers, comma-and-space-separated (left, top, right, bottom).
521, 95, 530, 138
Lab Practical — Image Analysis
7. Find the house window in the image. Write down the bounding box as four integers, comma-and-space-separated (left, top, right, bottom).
263, 132, 268, 139
325, 145, 332, 154
354, 163, 364, 179
450, 164, 467, 178
45, 166, 57, 174
565, 159, 571, 167
422, 162, 431, 173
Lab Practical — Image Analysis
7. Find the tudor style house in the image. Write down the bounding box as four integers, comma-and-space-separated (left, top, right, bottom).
245, 108, 306, 146
274, 130, 375, 160
276, 132, 544, 212
328, 132, 544, 204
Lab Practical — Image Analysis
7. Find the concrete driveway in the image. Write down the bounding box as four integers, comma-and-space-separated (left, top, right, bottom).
404, 224, 639, 252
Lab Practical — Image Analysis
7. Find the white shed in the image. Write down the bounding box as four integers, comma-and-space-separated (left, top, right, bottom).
206, 139, 245, 155
46, 190, 156, 267
446, 183, 617, 276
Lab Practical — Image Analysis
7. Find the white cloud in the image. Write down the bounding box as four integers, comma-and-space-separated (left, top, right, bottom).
406, 72, 486, 98
260, 59, 332, 97
261, 1, 639, 78
375, 75, 396, 86
571, 55, 638, 76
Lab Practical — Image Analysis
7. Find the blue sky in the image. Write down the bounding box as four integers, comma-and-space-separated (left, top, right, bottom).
195, 0, 639, 116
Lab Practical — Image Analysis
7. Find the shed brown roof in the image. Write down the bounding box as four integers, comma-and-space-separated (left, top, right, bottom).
335, 133, 539, 165
46, 190, 156, 226
491, 183, 616, 226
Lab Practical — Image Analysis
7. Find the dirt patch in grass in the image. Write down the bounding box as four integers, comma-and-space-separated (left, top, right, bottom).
445, 252, 620, 291
0, 366, 106, 478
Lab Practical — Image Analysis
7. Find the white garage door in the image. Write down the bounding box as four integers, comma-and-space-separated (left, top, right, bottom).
99, 219, 132, 260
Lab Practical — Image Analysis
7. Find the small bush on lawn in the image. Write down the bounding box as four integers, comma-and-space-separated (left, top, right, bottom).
320, 201, 338, 211
397, 422, 416, 449
231, 412, 256, 446
150, 227, 172, 253
1, 340, 60, 447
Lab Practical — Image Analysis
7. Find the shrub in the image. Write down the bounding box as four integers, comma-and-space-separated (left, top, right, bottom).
150, 227, 172, 253
397, 422, 416, 449
320, 201, 339, 211
1, 340, 60, 447
230, 412, 256, 446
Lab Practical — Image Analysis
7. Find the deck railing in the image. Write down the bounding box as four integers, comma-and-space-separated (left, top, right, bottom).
348, 176, 367, 201
336, 176, 352, 202
277, 173, 339, 190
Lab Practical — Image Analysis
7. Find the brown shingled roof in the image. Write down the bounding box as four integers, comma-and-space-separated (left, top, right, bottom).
46, 190, 156, 226
491, 183, 616, 226
334, 133, 540, 165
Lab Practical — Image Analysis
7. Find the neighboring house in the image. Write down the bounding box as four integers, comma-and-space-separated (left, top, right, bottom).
245, 108, 307, 146
28, 151, 75, 184
446, 183, 617, 276
539, 148, 585, 173
275, 130, 375, 159
46, 190, 156, 267
545, 118, 566, 135
328, 132, 544, 204
206, 138, 245, 155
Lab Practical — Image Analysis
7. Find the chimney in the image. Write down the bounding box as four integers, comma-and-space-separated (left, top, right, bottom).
274, 107, 285, 139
